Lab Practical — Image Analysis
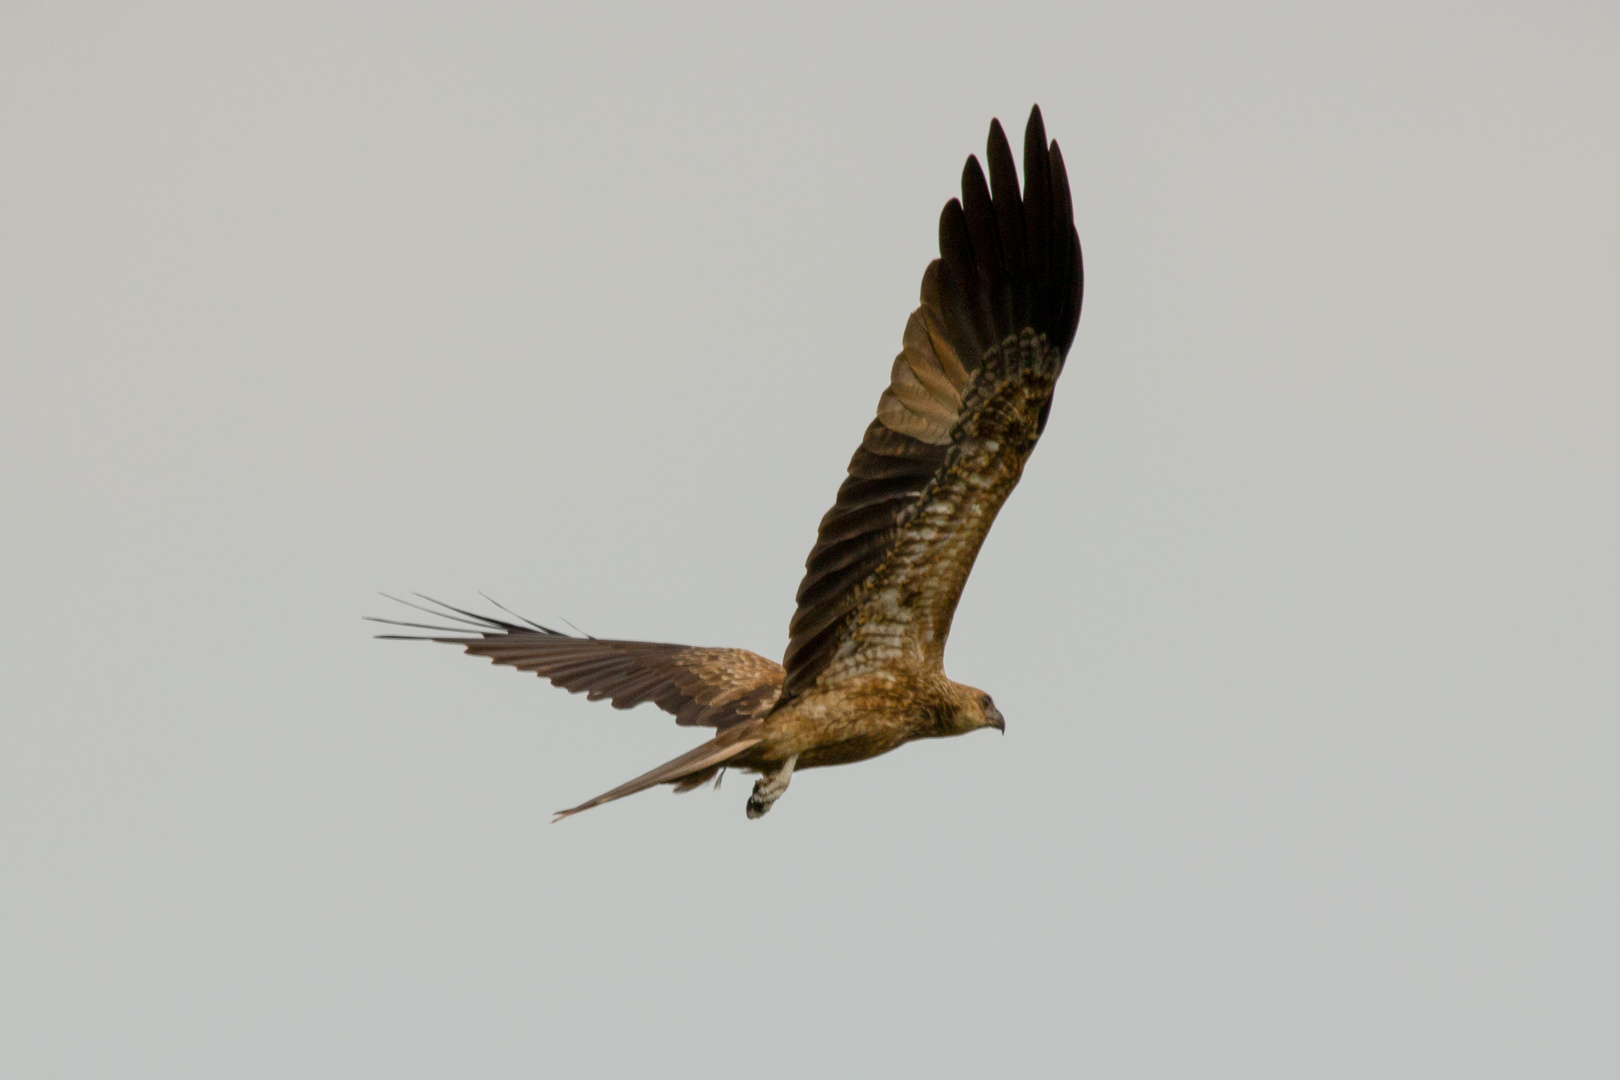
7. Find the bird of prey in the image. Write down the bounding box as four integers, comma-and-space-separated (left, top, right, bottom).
373, 106, 1083, 821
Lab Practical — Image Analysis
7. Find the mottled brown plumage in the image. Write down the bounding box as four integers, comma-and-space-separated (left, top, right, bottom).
373, 106, 1083, 820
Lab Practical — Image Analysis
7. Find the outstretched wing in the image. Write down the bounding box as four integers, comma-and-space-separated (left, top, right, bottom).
782, 106, 1083, 701
372, 597, 783, 730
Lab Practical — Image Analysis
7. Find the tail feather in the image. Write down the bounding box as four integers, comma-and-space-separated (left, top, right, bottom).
551, 732, 762, 822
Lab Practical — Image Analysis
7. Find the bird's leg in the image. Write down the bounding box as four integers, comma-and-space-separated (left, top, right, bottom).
746, 755, 797, 819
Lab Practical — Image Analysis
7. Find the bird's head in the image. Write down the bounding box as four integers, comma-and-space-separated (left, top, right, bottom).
947, 683, 1005, 735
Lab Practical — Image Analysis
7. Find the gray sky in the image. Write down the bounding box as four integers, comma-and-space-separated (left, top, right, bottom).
3, 2, 1616, 1076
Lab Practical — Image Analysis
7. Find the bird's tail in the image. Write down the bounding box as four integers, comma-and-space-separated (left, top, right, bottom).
552, 729, 763, 822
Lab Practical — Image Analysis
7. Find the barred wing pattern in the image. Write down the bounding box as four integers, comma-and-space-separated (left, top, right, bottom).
781, 106, 1083, 701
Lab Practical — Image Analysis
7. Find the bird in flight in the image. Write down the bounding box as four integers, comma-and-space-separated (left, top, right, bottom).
373, 106, 1083, 821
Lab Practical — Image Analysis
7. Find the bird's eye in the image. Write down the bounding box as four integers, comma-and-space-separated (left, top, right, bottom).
980, 693, 993, 708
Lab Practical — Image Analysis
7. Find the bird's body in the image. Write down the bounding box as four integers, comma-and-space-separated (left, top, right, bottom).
374, 106, 1082, 820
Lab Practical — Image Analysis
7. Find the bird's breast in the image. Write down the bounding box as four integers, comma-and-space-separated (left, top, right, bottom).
757, 680, 948, 769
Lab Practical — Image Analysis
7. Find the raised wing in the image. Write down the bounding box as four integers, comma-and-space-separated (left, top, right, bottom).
781, 106, 1083, 700
372, 597, 783, 730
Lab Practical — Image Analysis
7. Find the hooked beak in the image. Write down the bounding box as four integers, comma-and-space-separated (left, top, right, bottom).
988, 703, 1005, 733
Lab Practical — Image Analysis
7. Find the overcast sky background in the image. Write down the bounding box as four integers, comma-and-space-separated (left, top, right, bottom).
3, 2, 1616, 1076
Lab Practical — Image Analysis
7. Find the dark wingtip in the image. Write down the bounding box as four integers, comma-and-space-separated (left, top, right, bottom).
1046, 138, 1083, 353
369, 594, 578, 640
1026, 104, 1047, 151
988, 116, 1010, 154
937, 104, 1078, 359
985, 114, 1027, 325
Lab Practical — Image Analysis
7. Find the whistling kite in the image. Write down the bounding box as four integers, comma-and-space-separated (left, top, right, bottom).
374, 107, 1083, 820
